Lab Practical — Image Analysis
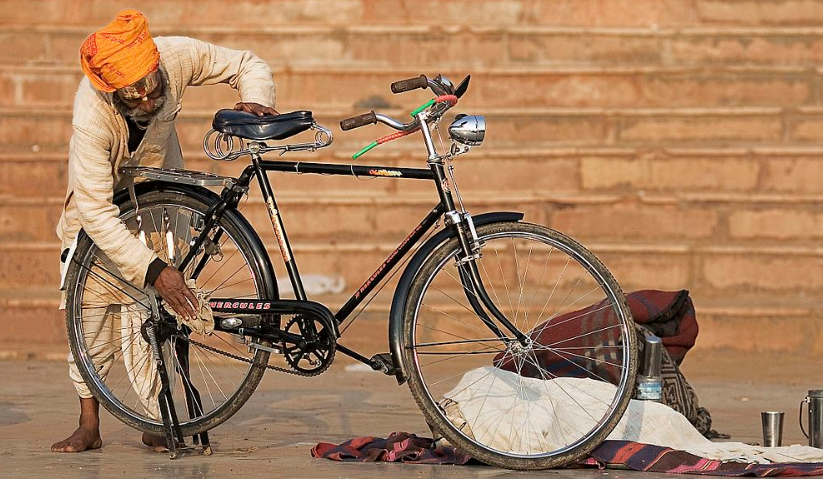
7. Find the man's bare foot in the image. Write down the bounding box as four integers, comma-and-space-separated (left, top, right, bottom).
142, 432, 168, 453
51, 425, 102, 453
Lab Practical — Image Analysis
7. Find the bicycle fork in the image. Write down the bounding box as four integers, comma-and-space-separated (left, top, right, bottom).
447, 211, 530, 346
418, 111, 529, 346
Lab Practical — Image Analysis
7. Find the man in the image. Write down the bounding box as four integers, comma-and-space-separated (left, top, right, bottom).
51, 10, 277, 453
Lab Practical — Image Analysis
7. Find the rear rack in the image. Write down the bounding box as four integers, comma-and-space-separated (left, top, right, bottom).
120, 166, 237, 188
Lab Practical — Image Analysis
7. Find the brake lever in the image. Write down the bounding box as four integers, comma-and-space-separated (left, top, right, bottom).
454, 75, 471, 99
427, 78, 450, 97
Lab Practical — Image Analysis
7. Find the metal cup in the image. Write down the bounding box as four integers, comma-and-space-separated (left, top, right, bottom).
761, 411, 785, 447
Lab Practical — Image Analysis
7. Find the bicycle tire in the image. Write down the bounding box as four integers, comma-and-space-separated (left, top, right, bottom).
64, 186, 277, 436
402, 221, 636, 470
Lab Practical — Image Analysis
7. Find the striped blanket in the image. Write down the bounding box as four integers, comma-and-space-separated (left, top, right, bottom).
312, 433, 823, 476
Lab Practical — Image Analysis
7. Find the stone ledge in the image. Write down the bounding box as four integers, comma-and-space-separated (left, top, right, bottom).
12, 22, 823, 38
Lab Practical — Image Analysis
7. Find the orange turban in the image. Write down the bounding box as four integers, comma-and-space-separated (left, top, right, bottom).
79, 10, 160, 92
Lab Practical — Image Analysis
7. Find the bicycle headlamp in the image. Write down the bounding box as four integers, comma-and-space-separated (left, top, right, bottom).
448, 114, 485, 146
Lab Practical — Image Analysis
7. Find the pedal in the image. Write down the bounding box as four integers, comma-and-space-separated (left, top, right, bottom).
248, 340, 282, 355
369, 353, 397, 376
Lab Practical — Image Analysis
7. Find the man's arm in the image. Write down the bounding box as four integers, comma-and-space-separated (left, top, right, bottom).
181, 37, 276, 107
70, 125, 156, 287
70, 126, 196, 318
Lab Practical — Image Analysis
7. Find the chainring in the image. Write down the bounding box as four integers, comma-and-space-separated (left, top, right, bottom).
282, 315, 335, 376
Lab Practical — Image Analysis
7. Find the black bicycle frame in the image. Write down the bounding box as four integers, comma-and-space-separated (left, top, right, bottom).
250, 156, 441, 315
177, 152, 527, 366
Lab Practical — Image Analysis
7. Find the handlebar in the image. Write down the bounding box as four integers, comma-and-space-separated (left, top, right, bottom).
340, 74, 460, 131
340, 110, 377, 131
341, 74, 470, 159
391, 75, 428, 94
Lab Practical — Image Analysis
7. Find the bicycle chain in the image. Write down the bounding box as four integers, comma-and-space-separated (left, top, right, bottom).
186, 337, 317, 377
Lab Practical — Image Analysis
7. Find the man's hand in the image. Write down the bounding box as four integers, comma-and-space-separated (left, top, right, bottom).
234, 102, 279, 116
153, 267, 197, 320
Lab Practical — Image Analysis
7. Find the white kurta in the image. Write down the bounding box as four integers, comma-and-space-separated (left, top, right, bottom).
58, 36, 276, 400
57, 36, 276, 288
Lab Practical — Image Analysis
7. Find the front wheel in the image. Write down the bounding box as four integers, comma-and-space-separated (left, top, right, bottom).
402, 221, 636, 470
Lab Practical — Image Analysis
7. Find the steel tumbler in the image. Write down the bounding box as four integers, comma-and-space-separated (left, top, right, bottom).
761, 411, 784, 447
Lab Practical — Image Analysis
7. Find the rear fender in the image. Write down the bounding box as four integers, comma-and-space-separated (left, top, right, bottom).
63, 182, 278, 301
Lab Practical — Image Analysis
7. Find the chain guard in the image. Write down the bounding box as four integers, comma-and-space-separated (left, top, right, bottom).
282, 316, 335, 375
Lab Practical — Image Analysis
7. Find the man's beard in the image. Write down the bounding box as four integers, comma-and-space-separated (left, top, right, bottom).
113, 70, 168, 122
115, 94, 166, 122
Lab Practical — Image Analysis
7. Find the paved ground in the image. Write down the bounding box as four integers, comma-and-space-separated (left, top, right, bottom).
1, 348, 821, 478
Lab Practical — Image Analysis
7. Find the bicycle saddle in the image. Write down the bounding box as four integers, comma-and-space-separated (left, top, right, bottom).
211, 110, 314, 141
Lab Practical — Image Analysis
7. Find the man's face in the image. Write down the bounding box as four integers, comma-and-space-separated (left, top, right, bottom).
113, 69, 166, 121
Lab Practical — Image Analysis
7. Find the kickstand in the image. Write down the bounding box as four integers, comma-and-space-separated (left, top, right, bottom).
144, 288, 192, 459
147, 321, 188, 458
174, 335, 213, 456
192, 430, 212, 456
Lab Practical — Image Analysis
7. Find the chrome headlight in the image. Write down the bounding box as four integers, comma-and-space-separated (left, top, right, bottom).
448, 114, 485, 146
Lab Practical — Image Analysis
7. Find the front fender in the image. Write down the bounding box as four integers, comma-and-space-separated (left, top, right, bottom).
388, 211, 524, 384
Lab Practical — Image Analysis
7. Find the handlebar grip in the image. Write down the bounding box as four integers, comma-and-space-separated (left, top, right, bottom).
340, 110, 377, 131
391, 75, 428, 94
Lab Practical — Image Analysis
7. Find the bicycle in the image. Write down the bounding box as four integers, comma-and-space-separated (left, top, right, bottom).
61, 74, 637, 470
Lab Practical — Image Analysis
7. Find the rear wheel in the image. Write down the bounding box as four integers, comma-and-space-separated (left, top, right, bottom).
64, 187, 276, 436
402, 221, 636, 470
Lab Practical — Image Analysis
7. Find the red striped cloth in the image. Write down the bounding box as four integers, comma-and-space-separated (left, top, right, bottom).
312, 434, 823, 476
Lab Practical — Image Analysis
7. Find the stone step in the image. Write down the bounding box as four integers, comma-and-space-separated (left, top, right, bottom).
13, 188, 823, 244
3, 64, 821, 110
5, 240, 823, 299
1, 0, 822, 29
1, 106, 819, 153
5, 145, 823, 197
9, 24, 823, 69
0, 194, 545, 243
6, 145, 823, 198
2, 287, 821, 359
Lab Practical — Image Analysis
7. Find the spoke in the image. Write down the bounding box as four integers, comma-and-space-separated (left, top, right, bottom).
105, 332, 152, 396
418, 342, 502, 370
529, 300, 615, 343
148, 209, 168, 264
534, 346, 625, 369
519, 352, 606, 419
492, 244, 516, 320
209, 334, 256, 377
545, 323, 623, 348
413, 338, 510, 349
209, 276, 254, 294
415, 350, 503, 356
190, 346, 219, 409
524, 349, 580, 446
421, 300, 488, 337
514, 240, 533, 329
543, 283, 604, 326
416, 321, 492, 348
199, 243, 242, 289
535, 255, 571, 328
510, 236, 526, 327
477, 255, 507, 321
79, 261, 149, 310
205, 264, 247, 297
191, 345, 232, 405
524, 248, 552, 325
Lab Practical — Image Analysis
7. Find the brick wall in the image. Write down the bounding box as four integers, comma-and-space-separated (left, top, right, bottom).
2, 0, 823, 357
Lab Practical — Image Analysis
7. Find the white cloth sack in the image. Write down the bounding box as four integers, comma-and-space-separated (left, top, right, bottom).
443, 367, 823, 464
